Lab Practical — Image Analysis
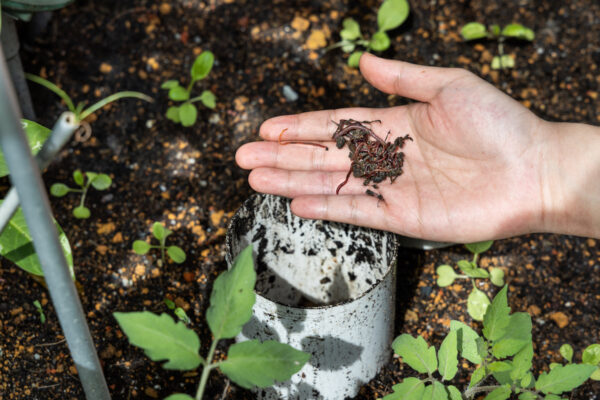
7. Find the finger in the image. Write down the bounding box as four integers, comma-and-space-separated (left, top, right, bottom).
359, 52, 467, 102
248, 168, 375, 197
259, 108, 388, 142
236, 141, 350, 171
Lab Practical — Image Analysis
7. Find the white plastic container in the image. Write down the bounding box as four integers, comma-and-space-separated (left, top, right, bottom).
226, 194, 398, 400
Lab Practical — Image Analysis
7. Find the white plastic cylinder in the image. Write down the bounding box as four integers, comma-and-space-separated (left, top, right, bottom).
226, 194, 398, 399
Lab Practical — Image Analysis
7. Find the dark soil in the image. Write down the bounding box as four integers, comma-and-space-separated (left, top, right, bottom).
1, 0, 599, 399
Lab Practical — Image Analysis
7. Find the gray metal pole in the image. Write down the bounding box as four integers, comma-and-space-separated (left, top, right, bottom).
0, 45, 111, 400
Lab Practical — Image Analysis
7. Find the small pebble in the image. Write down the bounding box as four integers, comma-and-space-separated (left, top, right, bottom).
282, 85, 299, 102
208, 113, 220, 124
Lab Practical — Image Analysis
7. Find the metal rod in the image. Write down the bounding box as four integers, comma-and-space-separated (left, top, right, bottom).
0, 112, 78, 234
0, 44, 111, 400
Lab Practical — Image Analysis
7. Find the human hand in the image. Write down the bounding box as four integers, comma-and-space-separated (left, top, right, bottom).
235, 53, 582, 242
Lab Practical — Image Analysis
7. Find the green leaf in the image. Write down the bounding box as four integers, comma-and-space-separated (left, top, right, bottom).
582, 344, 600, 365
544, 395, 564, 400
521, 371, 535, 388
438, 330, 458, 381
422, 381, 448, 400
169, 85, 190, 101
164, 298, 176, 309
461, 22, 488, 41
469, 365, 486, 388
85, 172, 98, 183
90, 173, 112, 190
447, 386, 462, 400
590, 367, 600, 381
174, 308, 190, 324
490, 24, 501, 36
457, 260, 488, 278
132, 240, 150, 255
511, 343, 534, 381
199, 90, 216, 109
382, 377, 425, 400
483, 385, 511, 400
465, 240, 493, 254
483, 285, 510, 341
518, 393, 537, 400
340, 18, 361, 41
114, 312, 201, 370
164, 394, 194, 400
370, 31, 390, 51
501, 23, 535, 41
559, 344, 574, 363
436, 265, 457, 287
377, 0, 410, 32
392, 334, 437, 374
191, 51, 214, 81
166, 106, 181, 123
167, 246, 186, 264
206, 245, 256, 339
467, 287, 490, 321
220, 340, 309, 389
341, 41, 356, 53
450, 320, 482, 364
161, 80, 179, 89
490, 268, 505, 287
491, 55, 515, 70
179, 103, 198, 127
50, 183, 70, 197
153, 222, 166, 240
73, 169, 84, 186
535, 364, 596, 394
488, 361, 512, 372
492, 313, 532, 358
73, 206, 91, 219
549, 363, 561, 370
491, 360, 514, 385
0, 120, 50, 177
347, 51, 363, 68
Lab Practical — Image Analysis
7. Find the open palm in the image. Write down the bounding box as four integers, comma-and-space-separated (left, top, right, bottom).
235, 53, 548, 242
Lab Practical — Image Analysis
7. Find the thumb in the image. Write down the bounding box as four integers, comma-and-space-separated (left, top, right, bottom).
358, 52, 465, 102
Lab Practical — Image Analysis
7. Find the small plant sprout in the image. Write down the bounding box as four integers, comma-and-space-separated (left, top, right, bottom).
164, 298, 191, 325
33, 300, 46, 324
328, 0, 409, 67
461, 22, 535, 70
161, 51, 216, 127
50, 170, 112, 219
383, 286, 597, 400
132, 222, 186, 266
436, 241, 504, 321
114, 245, 310, 400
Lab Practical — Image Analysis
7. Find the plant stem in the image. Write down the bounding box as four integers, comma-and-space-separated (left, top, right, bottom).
79, 184, 90, 208
463, 385, 501, 398
160, 237, 166, 265
195, 339, 219, 400
79, 91, 153, 121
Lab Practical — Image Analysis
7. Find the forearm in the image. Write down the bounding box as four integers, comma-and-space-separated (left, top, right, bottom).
539, 120, 600, 238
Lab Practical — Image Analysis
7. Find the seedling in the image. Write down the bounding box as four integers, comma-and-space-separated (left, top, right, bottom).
114, 245, 310, 400
461, 22, 535, 70
33, 300, 46, 324
436, 240, 504, 321
132, 222, 186, 266
554, 343, 600, 381
161, 51, 216, 127
384, 286, 597, 400
164, 298, 191, 325
50, 170, 112, 219
328, 0, 410, 67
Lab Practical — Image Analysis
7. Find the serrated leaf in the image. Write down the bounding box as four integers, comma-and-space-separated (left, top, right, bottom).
73, 170, 84, 186
469, 366, 486, 388
501, 23, 535, 41
164, 394, 193, 400
438, 330, 458, 381
535, 364, 596, 394
370, 31, 390, 51
166, 106, 181, 123
467, 287, 490, 321
347, 51, 363, 68
90, 173, 112, 190
50, 183, 70, 197
0, 120, 50, 177
461, 22, 488, 41
73, 206, 90, 219
422, 381, 448, 400
377, 0, 410, 32
450, 320, 482, 364
132, 240, 150, 255
340, 18, 361, 41
220, 340, 309, 389
113, 311, 202, 370
492, 313, 532, 358
191, 51, 214, 81
491, 360, 514, 385
559, 344, 573, 363
490, 268, 505, 286
483, 385, 511, 400
382, 377, 425, 400
465, 240, 493, 254
392, 334, 438, 374
169, 85, 189, 101
518, 392, 537, 400
521, 371, 535, 388
582, 344, 600, 365
511, 343, 533, 381
161, 80, 179, 89
483, 285, 510, 341
447, 385, 462, 400
153, 222, 166, 240
436, 265, 457, 287
179, 103, 197, 127
206, 245, 256, 339
167, 246, 186, 264
199, 90, 216, 109
489, 361, 512, 372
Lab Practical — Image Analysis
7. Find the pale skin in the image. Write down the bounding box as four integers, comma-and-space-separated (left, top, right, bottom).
236, 53, 600, 242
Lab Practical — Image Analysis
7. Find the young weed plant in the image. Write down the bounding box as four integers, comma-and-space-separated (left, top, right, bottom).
554, 343, 600, 382
328, 0, 410, 67
164, 297, 191, 325
383, 286, 597, 400
50, 170, 112, 219
114, 245, 310, 400
461, 23, 534, 70
436, 241, 504, 321
161, 50, 216, 127
132, 222, 186, 266
33, 300, 46, 324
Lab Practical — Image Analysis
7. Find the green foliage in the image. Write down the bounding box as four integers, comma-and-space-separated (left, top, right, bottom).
162, 51, 217, 127
33, 300, 46, 323
115, 245, 309, 399
329, 0, 410, 67
164, 298, 191, 325
50, 170, 112, 219
0, 120, 50, 178
436, 241, 503, 321
385, 286, 596, 400
132, 221, 186, 266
